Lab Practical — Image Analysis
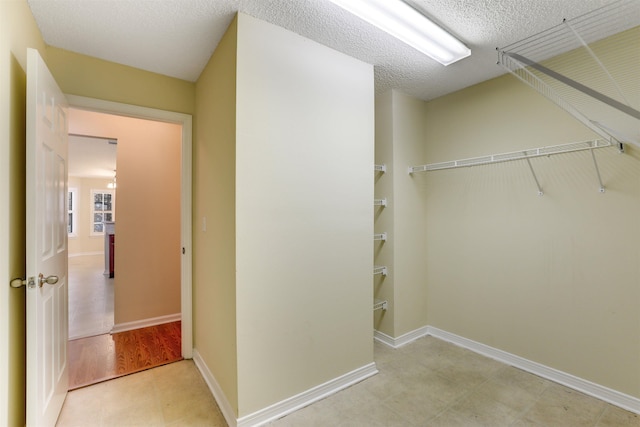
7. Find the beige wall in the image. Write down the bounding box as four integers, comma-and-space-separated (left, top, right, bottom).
234, 13, 374, 415
46, 47, 195, 115
422, 55, 640, 397
193, 16, 239, 414
69, 109, 182, 325
390, 92, 429, 336
68, 176, 114, 256
0, 1, 47, 425
194, 13, 375, 418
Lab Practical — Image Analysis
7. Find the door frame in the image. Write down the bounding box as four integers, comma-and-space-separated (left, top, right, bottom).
66, 95, 193, 358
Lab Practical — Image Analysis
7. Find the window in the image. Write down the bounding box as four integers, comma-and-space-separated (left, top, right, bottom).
91, 189, 115, 235
68, 188, 78, 236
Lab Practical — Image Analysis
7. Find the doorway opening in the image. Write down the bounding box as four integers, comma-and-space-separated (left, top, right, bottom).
67, 133, 117, 341
64, 97, 193, 389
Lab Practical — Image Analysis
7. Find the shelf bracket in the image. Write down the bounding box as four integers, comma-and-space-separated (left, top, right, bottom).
373, 300, 388, 311
374, 232, 387, 242
373, 266, 388, 276
373, 198, 387, 207
525, 156, 544, 196
590, 148, 606, 193
374, 164, 386, 173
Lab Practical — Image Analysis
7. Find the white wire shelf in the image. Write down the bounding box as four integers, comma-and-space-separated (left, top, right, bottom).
409, 139, 613, 173
374, 164, 387, 173
374, 233, 387, 242
373, 299, 388, 311
373, 266, 388, 276
495, 0, 639, 149
373, 198, 387, 207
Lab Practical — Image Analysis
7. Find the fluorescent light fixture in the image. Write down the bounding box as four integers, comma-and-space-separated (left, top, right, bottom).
328, 0, 470, 65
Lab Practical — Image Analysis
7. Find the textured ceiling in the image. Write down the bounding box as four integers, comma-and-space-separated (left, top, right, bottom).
28, 0, 623, 101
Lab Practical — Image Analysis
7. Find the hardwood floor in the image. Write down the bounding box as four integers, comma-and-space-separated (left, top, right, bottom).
68, 321, 182, 390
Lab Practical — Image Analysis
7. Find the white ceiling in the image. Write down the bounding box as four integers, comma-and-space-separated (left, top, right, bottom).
68, 134, 117, 178
26, 0, 621, 101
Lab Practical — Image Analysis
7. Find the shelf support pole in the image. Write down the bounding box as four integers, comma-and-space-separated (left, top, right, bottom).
525, 156, 544, 196
590, 148, 606, 193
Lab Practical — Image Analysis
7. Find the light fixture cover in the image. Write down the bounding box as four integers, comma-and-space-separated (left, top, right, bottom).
329, 0, 470, 65
107, 170, 117, 189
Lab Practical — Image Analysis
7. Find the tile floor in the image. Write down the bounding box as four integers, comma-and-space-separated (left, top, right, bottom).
68, 254, 114, 339
57, 336, 639, 427
57, 359, 225, 427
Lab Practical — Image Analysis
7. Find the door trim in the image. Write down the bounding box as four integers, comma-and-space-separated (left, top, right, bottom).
66, 95, 193, 358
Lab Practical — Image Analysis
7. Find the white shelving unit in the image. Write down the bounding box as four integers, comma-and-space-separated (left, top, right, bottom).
373, 165, 388, 313
408, 139, 613, 173
409, 139, 615, 195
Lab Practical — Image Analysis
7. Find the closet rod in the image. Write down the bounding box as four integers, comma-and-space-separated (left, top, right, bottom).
409, 139, 613, 173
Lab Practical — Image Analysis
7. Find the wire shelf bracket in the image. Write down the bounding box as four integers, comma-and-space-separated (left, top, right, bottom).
590, 148, 606, 193
373, 198, 387, 207
374, 232, 387, 242
374, 164, 387, 173
525, 156, 544, 196
373, 266, 388, 276
373, 299, 388, 311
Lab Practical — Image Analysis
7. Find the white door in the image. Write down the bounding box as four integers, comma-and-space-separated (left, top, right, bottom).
26, 48, 69, 427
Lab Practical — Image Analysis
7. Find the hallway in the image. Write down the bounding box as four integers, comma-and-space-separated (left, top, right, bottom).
68, 254, 114, 340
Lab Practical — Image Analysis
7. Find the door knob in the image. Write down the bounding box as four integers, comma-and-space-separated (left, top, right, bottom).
38, 273, 59, 287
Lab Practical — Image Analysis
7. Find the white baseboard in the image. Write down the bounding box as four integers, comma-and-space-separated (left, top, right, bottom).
426, 326, 640, 414
110, 313, 181, 334
68, 251, 103, 258
69, 328, 112, 341
374, 326, 429, 349
237, 363, 378, 427
192, 349, 238, 427
374, 325, 639, 414
193, 347, 378, 427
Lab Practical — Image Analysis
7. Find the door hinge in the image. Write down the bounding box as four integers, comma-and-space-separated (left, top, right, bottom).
10, 277, 36, 288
